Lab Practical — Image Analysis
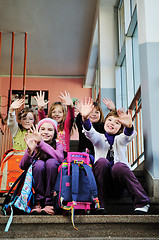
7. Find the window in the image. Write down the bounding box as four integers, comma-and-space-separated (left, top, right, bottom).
121, 57, 128, 109
10, 90, 48, 114
118, 0, 125, 52
130, 0, 137, 16
132, 25, 140, 93
93, 60, 100, 101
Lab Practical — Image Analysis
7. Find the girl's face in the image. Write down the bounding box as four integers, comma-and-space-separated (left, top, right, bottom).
51, 105, 64, 123
20, 112, 34, 129
89, 107, 100, 123
104, 115, 121, 135
39, 122, 55, 142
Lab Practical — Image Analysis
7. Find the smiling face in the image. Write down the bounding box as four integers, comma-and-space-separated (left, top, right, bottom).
20, 112, 34, 129
89, 107, 101, 123
38, 122, 55, 142
104, 115, 122, 135
51, 105, 64, 123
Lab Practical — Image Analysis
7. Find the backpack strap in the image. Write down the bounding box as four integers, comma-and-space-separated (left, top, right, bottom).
71, 162, 79, 202
82, 163, 100, 208
71, 162, 98, 201
82, 163, 97, 198
2, 170, 26, 209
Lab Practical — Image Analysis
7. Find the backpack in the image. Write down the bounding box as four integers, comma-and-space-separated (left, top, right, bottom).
2, 164, 34, 232
54, 152, 100, 230
0, 149, 25, 194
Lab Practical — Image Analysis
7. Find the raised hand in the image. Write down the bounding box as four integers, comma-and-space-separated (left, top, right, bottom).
102, 97, 115, 111
9, 99, 25, 113
59, 91, 73, 107
34, 91, 50, 111
24, 132, 37, 155
29, 124, 42, 144
117, 109, 133, 128
76, 97, 94, 121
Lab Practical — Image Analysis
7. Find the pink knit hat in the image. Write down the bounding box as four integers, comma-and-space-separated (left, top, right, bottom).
37, 118, 58, 132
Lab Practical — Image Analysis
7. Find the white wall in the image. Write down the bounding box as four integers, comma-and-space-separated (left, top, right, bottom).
138, 0, 159, 44
99, 3, 116, 88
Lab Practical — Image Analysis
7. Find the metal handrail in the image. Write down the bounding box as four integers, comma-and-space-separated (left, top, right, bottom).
127, 86, 144, 169
0, 124, 12, 163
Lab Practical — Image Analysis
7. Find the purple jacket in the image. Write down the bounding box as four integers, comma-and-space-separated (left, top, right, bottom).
19, 140, 64, 170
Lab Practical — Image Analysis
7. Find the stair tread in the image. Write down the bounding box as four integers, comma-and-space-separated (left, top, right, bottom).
1, 214, 159, 224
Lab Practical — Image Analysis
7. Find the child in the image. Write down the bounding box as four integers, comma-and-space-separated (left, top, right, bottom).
76, 98, 115, 156
35, 91, 74, 155
77, 97, 150, 214
19, 118, 64, 215
7, 98, 37, 150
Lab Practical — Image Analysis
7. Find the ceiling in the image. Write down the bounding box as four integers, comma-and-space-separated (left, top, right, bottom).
0, 0, 117, 85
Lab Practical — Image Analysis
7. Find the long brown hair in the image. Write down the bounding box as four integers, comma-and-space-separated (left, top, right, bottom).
93, 102, 104, 123
105, 110, 124, 135
17, 107, 37, 130
48, 102, 66, 132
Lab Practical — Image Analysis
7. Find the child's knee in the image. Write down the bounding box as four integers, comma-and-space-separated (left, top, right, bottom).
95, 158, 109, 168
34, 160, 45, 170
112, 162, 130, 177
46, 158, 59, 170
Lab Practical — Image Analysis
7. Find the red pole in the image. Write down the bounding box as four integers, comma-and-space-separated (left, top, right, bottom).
0, 32, 2, 64
8, 32, 15, 108
23, 32, 27, 100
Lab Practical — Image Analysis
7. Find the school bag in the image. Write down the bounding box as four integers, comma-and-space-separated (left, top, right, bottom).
2, 164, 34, 232
54, 152, 100, 230
0, 149, 25, 194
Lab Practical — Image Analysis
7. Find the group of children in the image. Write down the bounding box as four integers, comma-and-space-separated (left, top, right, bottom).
6, 91, 150, 215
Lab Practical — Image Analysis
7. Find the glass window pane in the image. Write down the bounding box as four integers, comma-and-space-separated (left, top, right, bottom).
130, 0, 137, 16
121, 57, 128, 109
118, 1, 125, 51
132, 25, 140, 93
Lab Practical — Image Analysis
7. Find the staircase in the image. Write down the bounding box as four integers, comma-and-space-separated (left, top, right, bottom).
0, 203, 159, 239
0, 141, 159, 239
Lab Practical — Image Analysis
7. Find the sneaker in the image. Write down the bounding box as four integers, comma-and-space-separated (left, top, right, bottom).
41, 205, 55, 215
31, 203, 42, 215
134, 204, 150, 214
94, 208, 107, 215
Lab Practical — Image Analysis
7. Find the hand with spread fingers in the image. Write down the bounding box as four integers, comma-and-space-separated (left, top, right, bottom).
102, 97, 115, 111
24, 131, 37, 155
117, 109, 133, 128
9, 99, 25, 113
34, 91, 50, 111
76, 97, 94, 121
29, 124, 42, 144
59, 90, 73, 107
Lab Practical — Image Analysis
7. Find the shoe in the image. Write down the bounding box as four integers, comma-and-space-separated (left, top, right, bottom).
31, 203, 42, 215
94, 208, 107, 215
41, 205, 55, 215
134, 204, 150, 214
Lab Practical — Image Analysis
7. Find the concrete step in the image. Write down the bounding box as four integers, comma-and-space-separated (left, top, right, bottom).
0, 214, 159, 239
1, 196, 159, 213
1, 239, 159, 240
1, 195, 159, 239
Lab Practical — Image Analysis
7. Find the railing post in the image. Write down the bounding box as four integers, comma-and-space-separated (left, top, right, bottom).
23, 32, 27, 101
8, 32, 15, 109
0, 31, 2, 64
135, 100, 140, 165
